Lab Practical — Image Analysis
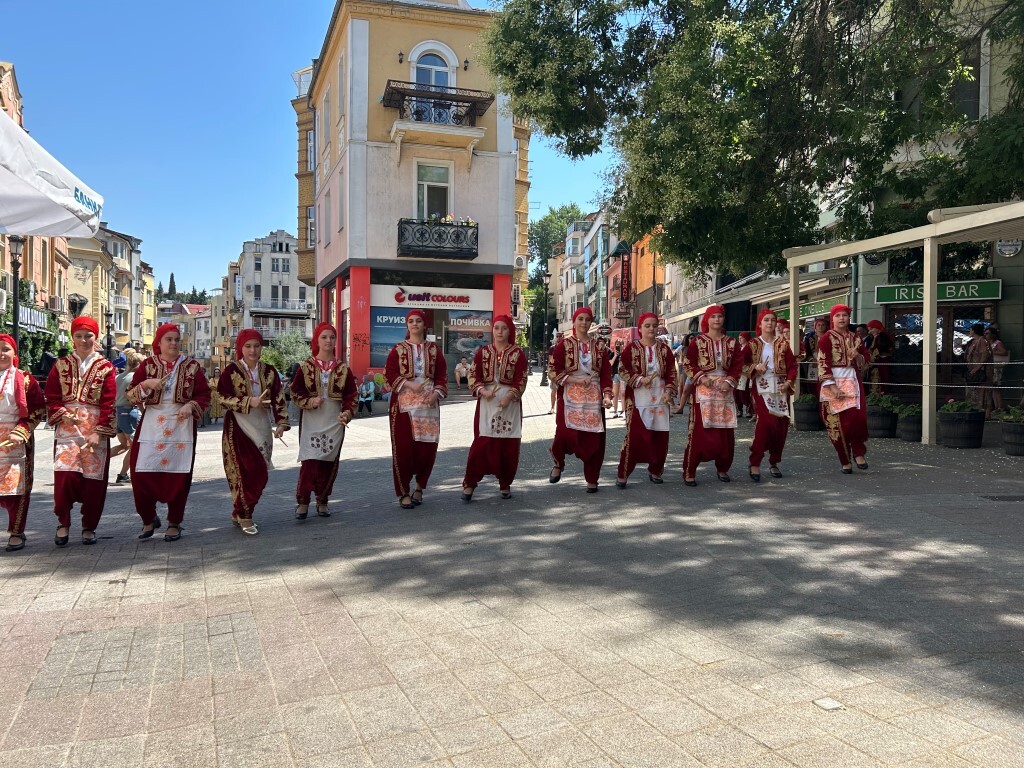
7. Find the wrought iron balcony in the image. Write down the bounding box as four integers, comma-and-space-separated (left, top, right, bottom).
397, 219, 479, 260
382, 80, 494, 127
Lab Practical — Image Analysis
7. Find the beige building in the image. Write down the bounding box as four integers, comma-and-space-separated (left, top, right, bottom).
299, 0, 529, 374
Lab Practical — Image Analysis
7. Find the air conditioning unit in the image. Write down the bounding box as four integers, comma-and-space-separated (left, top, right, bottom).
513, 255, 527, 270
245, 285, 253, 292
48, 295, 64, 313
0, 290, 6, 313
511, 283, 521, 303
306, 303, 314, 310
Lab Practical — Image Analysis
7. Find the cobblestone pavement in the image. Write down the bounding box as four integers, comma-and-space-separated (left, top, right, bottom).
2, 372, 1023, 767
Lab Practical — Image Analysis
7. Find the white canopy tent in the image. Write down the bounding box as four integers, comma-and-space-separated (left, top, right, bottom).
784, 201, 1024, 444
0, 109, 103, 237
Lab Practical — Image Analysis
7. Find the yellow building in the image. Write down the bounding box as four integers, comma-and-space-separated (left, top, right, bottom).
67, 236, 113, 336
301, 0, 530, 374
140, 261, 156, 346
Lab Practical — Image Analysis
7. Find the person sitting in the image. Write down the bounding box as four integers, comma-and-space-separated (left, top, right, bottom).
358, 374, 376, 415
454, 357, 470, 390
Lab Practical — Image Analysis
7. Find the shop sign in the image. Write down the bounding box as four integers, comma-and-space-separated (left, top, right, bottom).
874, 279, 1002, 304
19, 305, 50, 332
996, 240, 1022, 258
775, 293, 849, 321
369, 284, 492, 310
620, 249, 632, 302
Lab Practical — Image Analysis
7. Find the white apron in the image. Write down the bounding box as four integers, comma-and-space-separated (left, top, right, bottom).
298, 365, 346, 462
633, 345, 670, 432
135, 357, 195, 473
755, 342, 790, 418
695, 339, 738, 429
478, 384, 523, 439
234, 362, 275, 469
563, 347, 604, 433
0, 372, 26, 496
397, 345, 440, 443
820, 366, 860, 413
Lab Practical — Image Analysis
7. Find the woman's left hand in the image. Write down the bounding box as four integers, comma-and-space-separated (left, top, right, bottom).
427, 390, 440, 406
498, 395, 512, 410
339, 411, 352, 425
273, 425, 288, 439
85, 432, 101, 446
602, 396, 613, 408
6, 433, 25, 446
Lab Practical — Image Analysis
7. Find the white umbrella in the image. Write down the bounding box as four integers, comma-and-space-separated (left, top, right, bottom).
0, 109, 103, 237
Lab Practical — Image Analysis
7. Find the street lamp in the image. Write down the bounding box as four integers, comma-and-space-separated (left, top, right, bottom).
105, 310, 114, 360
539, 271, 551, 387
7, 235, 26, 345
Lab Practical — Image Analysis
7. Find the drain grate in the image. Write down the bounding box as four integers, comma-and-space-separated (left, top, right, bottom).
980, 495, 1024, 503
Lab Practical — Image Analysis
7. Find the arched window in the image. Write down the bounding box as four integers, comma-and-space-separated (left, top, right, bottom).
415, 53, 449, 89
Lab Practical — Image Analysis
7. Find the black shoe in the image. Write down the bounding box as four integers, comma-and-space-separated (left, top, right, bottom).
684, 478, 697, 487
316, 505, 331, 517
717, 473, 731, 483
399, 496, 415, 510
586, 485, 599, 493
138, 516, 162, 539
461, 487, 474, 502
749, 470, 760, 483
295, 505, 309, 520
164, 525, 183, 542
82, 529, 97, 545
549, 468, 561, 484
841, 467, 853, 474
55, 526, 69, 547
615, 479, 627, 489
648, 473, 663, 484
5, 534, 25, 552
855, 460, 869, 471
769, 465, 783, 478
115, 473, 130, 484
411, 490, 424, 506
500, 489, 512, 500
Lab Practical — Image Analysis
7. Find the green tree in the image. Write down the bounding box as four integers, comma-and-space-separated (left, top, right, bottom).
167, 273, 177, 297
528, 202, 584, 286
485, 0, 1024, 280
262, 330, 309, 376
156, 281, 164, 301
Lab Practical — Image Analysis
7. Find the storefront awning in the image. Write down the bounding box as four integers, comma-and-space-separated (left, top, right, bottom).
0, 110, 104, 237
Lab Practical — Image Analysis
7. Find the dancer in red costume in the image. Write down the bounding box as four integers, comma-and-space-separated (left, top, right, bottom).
743, 309, 798, 481
682, 305, 744, 485
128, 324, 211, 541
290, 323, 357, 519
0, 335, 46, 552
615, 313, 676, 487
734, 331, 752, 417
548, 307, 613, 492
386, 310, 447, 509
866, 319, 894, 394
462, 315, 528, 500
818, 304, 869, 473
46, 316, 118, 546
218, 329, 290, 534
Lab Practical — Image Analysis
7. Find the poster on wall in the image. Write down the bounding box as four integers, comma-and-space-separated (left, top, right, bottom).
369, 307, 435, 367
445, 310, 492, 358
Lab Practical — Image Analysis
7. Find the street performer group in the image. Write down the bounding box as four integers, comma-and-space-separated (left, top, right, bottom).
2, 301, 873, 553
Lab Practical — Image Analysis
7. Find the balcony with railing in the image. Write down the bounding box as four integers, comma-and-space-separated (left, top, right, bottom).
252, 326, 311, 340
382, 80, 493, 154
112, 295, 130, 308
397, 219, 479, 260
249, 299, 311, 314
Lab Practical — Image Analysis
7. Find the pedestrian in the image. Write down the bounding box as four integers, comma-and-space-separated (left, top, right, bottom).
548, 307, 613, 492
734, 331, 752, 417
818, 304, 869, 473
682, 305, 743, 485
461, 314, 528, 501
802, 317, 827, 395
128, 324, 211, 542
609, 341, 624, 418
217, 329, 289, 534
112, 351, 143, 483
615, 313, 676, 487
866, 319, 894, 395
454, 357, 470, 391
208, 366, 225, 423
386, 310, 447, 509
46, 316, 118, 546
357, 374, 375, 415
290, 323, 356, 519
985, 326, 1008, 413
964, 323, 991, 415
0, 335, 46, 552
744, 310, 798, 481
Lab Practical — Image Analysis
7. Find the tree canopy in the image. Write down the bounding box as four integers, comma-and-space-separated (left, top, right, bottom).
528, 202, 584, 287
485, 0, 1024, 280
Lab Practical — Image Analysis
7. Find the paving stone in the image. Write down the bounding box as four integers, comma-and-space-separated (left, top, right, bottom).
67, 735, 145, 768
888, 708, 990, 748
777, 735, 881, 767
953, 735, 1024, 767
515, 723, 604, 766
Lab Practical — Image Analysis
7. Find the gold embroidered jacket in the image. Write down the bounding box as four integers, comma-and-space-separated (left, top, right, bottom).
44, 355, 118, 436
290, 358, 358, 414
619, 340, 677, 392
384, 341, 448, 397
469, 344, 528, 399
549, 336, 613, 398
742, 337, 798, 382
3, 371, 47, 443
216, 361, 289, 428
127, 356, 212, 420
817, 330, 867, 384
683, 334, 743, 386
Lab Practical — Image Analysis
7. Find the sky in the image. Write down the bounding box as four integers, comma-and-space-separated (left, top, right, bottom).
2, 0, 612, 293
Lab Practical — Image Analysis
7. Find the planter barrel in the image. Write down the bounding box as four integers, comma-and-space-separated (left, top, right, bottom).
1002, 422, 1024, 456
938, 410, 985, 449
898, 414, 922, 442
867, 406, 899, 438
793, 401, 822, 431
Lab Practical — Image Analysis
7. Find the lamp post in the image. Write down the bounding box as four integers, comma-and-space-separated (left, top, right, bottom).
8, 235, 25, 345
105, 310, 114, 360
539, 271, 551, 386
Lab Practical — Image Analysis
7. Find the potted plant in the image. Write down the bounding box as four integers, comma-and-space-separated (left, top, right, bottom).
792, 393, 822, 431
866, 392, 901, 438
997, 407, 1024, 456
896, 403, 922, 442
938, 399, 985, 449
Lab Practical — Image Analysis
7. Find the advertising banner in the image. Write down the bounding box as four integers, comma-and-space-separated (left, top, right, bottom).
370, 284, 493, 311
369, 307, 435, 368
445, 310, 492, 357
